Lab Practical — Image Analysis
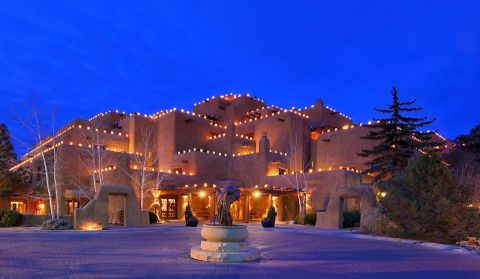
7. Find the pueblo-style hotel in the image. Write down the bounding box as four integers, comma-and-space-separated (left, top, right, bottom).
8, 93, 450, 225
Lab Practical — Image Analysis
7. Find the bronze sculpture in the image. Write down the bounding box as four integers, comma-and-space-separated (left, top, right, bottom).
215, 185, 240, 226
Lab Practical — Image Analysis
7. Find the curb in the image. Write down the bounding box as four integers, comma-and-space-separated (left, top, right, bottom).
349, 233, 475, 256
252, 225, 478, 257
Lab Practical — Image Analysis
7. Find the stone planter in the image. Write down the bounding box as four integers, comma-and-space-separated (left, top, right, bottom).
201, 225, 248, 242
190, 224, 259, 262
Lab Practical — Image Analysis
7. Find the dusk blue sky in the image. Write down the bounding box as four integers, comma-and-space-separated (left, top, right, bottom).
0, 1, 479, 155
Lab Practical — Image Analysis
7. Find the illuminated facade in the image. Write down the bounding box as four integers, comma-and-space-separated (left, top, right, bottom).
7, 94, 451, 222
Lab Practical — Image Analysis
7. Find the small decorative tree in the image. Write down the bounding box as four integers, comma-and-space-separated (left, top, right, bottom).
184, 204, 198, 227
261, 206, 277, 228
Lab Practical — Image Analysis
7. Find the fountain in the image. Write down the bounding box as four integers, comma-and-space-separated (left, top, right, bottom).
190, 185, 260, 262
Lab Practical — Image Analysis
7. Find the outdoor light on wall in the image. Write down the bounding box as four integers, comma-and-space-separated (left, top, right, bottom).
152, 189, 161, 198
272, 196, 278, 208
380, 192, 387, 198
199, 191, 206, 198
253, 191, 261, 198
38, 203, 45, 210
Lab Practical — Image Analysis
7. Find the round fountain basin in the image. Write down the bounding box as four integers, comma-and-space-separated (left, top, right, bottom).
201, 224, 248, 243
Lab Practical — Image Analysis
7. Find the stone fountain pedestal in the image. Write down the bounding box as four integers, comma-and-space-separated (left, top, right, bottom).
190, 224, 259, 262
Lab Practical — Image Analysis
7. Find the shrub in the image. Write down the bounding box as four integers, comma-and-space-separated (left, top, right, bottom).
0, 209, 6, 223
378, 153, 480, 243
342, 211, 360, 228
41, 219, 73, 230
20, 214, 51, 227
149, 212, 158, 224
304, 212, 317, 225
1, 210, 21, 227
361, 207, 395, 234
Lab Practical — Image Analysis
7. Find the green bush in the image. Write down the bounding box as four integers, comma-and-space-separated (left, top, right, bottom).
304, 213, 317, 225
20, 214, 51, 226
342, 211, 361, 228
0, 209, 6, 223
149, 212, 158, 224
1, 210, 21, 227
41, 219, 73, 230
378, 153, 480, 243
361, 206, 397, 234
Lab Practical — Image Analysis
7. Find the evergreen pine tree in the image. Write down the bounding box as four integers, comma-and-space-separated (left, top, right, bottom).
0, 123, 19, 196
358, 87, 439, 182
456, 124, 480, 162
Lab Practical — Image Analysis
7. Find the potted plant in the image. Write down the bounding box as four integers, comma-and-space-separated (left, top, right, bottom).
184, 204, 198, 227
261, 206, 277, 228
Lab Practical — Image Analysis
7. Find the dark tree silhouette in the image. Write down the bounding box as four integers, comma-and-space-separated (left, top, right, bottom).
456, 124, 480, 162
0, 123, 22, 196
359, 87, 439, 182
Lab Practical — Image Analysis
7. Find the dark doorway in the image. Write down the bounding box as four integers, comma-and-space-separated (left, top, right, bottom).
108, 194, 126, 226
341, 197, 361, 228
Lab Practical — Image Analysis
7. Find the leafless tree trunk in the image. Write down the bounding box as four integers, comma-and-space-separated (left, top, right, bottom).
75, 124, 108, 193
51, 112, 60, 219
283, 126, 311, 224
117, 123, 164, 210
33, 110, 56, 219
13, 106, 62, 219
134, 126, 155, 209
456, 158, 480, 208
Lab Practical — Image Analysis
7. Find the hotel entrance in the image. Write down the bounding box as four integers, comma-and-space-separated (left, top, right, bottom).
160, 196, 177, 219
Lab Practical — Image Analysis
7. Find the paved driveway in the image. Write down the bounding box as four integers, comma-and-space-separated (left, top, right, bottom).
0, 224, 479, 278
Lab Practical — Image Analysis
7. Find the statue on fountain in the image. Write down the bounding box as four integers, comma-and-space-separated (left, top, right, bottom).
215, 185, 240, 226
190, 184, 259, 262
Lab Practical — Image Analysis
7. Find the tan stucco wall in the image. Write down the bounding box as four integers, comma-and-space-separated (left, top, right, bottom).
74, 184, 149, 229
313, 126, 377, 171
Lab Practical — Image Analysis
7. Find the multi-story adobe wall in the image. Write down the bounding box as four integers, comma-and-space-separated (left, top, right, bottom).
312, 126, 377, 172
193, 95, 266, 125
8, 93, 450, 223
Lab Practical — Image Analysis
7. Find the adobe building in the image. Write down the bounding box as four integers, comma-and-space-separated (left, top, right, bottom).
8, 93, 451, 225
